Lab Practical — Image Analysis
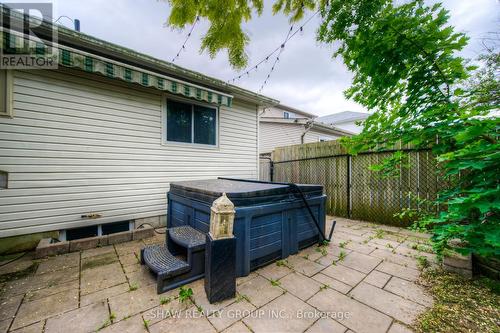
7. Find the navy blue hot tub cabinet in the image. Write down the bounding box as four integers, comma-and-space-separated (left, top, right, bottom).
167, 179, 326, 277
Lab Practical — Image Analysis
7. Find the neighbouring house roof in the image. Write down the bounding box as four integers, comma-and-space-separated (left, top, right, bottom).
318, 111, 369, 125
0, 6, 279, 107
259, 117, 354, 136
275, 104, 317, 119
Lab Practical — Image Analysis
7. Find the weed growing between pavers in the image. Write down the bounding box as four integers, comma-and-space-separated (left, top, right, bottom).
270, 279, 280, 287
414, 269, 500, 333
0, 262, 38, 283
236, 293, 250, 303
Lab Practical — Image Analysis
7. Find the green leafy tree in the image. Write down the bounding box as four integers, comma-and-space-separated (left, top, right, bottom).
165, 0, 499, 257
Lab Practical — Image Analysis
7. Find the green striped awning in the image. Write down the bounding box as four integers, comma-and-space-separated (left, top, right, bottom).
1, 31, 233, 107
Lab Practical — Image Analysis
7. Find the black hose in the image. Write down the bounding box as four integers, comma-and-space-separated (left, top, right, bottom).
136, 223, 166, 234
218, 177, 335, 242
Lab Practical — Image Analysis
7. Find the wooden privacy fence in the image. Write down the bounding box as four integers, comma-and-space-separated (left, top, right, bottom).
266, 141, 441, 226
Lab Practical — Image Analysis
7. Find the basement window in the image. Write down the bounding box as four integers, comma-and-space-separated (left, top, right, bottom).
0, 171, 7, 189
101, 221, 131, 235
66, 225, 98, 241
0, 70, 13, 117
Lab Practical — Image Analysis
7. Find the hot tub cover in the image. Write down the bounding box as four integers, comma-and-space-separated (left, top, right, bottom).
169, 179, 323, 206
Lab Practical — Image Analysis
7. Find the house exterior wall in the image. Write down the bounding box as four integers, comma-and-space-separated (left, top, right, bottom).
335, 121, 363, 134
259, 122, 339, 154
261, 106, 307, 119
0, 69, 259, 238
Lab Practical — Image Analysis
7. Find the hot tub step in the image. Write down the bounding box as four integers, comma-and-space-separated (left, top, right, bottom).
141, 244, 190, 277
168, 225, 206, 251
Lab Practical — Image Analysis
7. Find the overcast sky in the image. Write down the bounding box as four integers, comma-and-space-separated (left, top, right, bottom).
38, 0, 500, 116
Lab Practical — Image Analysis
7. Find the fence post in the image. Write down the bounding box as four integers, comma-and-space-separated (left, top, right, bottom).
270, 160, 274, 182
347, 155, 351, 218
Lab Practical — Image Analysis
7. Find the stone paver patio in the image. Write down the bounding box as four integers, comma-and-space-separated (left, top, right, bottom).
0, 217, 436, 333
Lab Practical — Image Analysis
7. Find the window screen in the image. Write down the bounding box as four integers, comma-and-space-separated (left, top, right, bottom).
194, 105, 216, 145
167, 100, 192, 143
0, 70, 6, 115
166, 100, 217, 146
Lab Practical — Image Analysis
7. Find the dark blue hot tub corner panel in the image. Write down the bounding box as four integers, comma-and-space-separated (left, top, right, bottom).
166, 191, 326, 277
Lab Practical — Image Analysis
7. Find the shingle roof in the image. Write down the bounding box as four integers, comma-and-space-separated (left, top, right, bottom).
318, 111, 369, 124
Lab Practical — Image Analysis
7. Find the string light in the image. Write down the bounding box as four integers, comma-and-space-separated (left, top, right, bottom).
172, 16, 200, 63
228, 10, 320, 85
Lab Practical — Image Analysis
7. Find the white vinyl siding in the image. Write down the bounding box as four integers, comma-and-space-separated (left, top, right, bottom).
259, 122, 340, 154
0, 69, 258, 237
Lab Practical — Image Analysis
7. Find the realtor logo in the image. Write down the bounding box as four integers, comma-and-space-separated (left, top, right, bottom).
0, 2, 58, 69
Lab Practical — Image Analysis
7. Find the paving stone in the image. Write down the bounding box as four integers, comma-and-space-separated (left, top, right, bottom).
287, 255, 324, 277
11, 289, 78, 330
308, 288, 392, 333
208, 299, 255, 331
236, 276, 283, 308
236, 272, 257, 286
305, 318, 347, 333
388, 322, 414, 333
100, 314, 147, 333
114, 241, 144, 256
0, 319, 10, 333
321, 264, 366, 286
10, 320, 44, 333
339, 251, 382, 273
81, 246, 115, 259
334, 232, 366, 243
189, 278, 236, 316
368, 238, 402, 249
370, 249, 419, 269
81, 252, 118, 271
350, 282, 425, 325
335, 226, 371, 237
126, 266, 156, 288
0, 254, 35, 276
81, 262, 126, 295
0, 294, 23, 320
118, 253, 139, 266
311, 273, 352, 294
25, 280, 79, 302
384, 277, 433, 306
108, 287, 163, 320
149, 313, 215, 333
363, 270, 391, 288
222, 321, 252, 333
123, 263, 141, 274
278, 272, 322, 301
376, 262, 420, 282
299, 246, 326, 262
315, 254, 339, 267
344, 242, 377, 255
257, 262, 293, 281
243, 293, 316, 333
142, 299, 194, 326
80, 283, 130, 306
44, 301, 109, 333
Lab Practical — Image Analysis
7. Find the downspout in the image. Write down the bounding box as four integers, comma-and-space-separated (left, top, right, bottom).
301, 120, 314, 144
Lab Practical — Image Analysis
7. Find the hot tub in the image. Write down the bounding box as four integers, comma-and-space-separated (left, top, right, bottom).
167, 178, 326, 277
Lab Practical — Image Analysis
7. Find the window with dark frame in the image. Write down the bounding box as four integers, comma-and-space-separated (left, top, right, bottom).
283, 111, 290, 119
166, 100, 217, 146
0, 70, 6, 116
